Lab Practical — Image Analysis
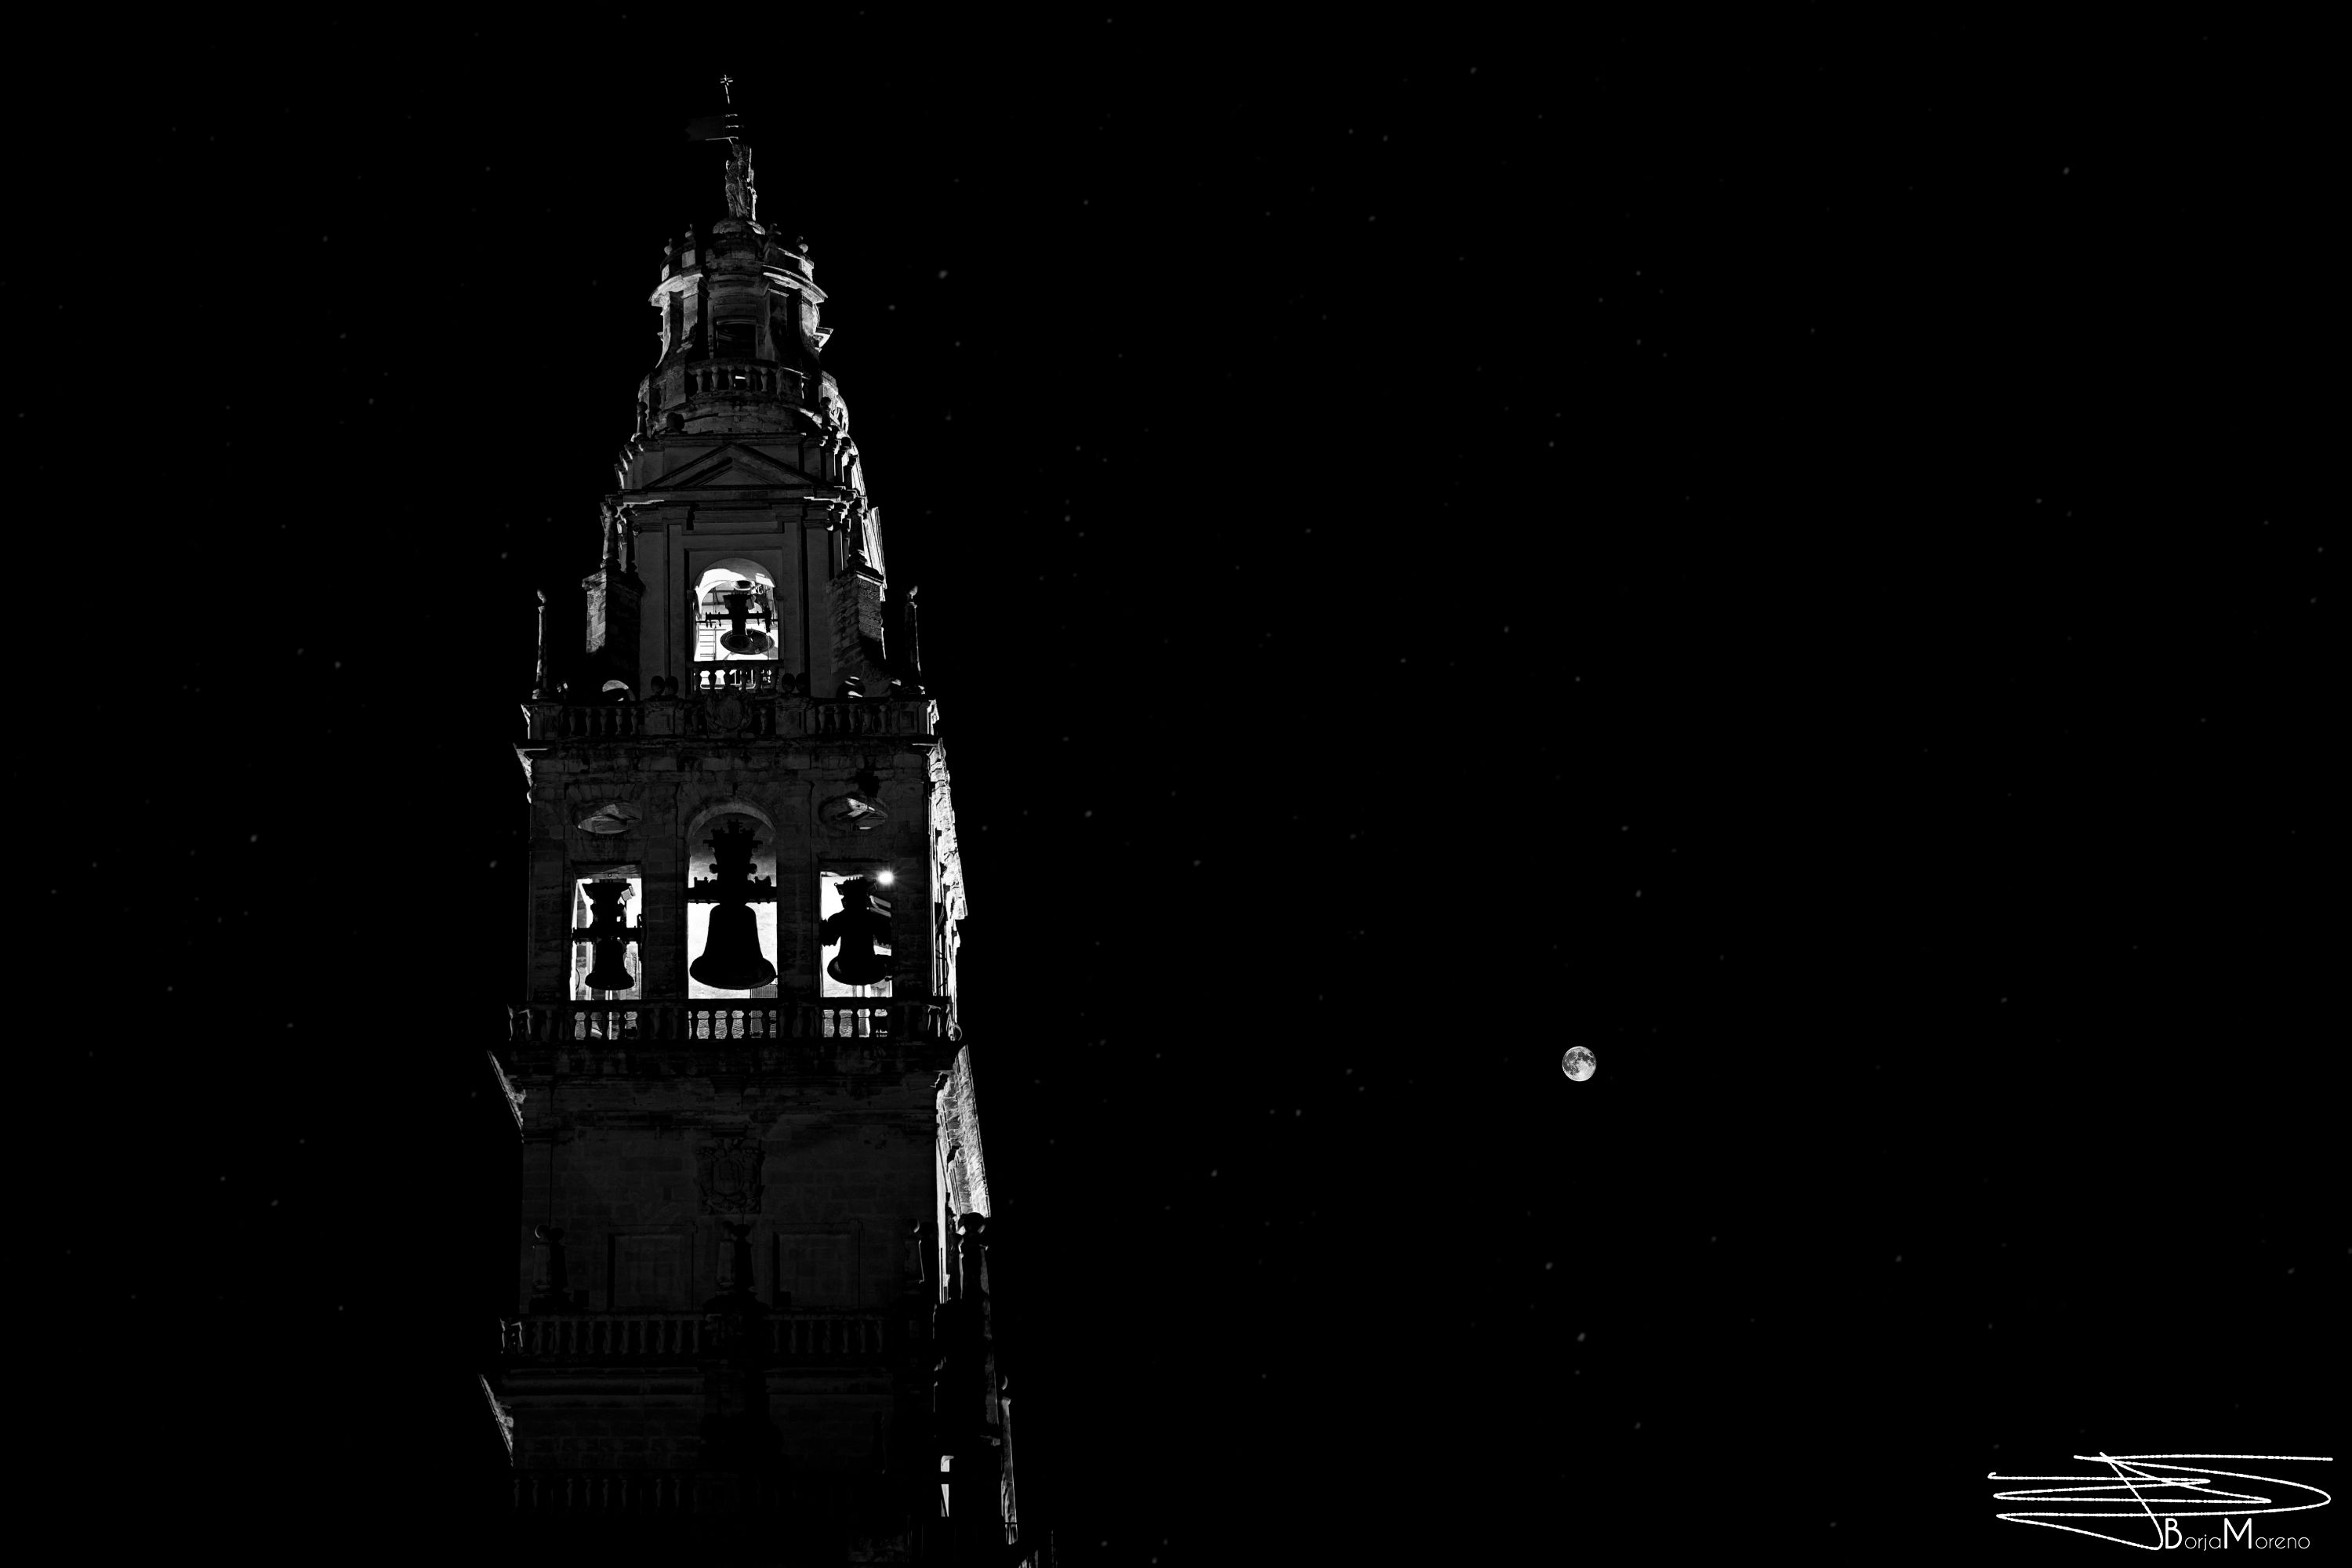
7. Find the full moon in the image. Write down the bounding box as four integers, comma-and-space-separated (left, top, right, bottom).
1561, 1047, 1597, 1082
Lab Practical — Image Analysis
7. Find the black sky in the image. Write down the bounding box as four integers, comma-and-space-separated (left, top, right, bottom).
22, 13, 2336, 1563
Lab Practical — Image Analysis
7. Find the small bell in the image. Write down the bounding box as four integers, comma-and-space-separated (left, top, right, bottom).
822, 877, 893, 987
719, 579, 772, 655
579, 880, 636, 993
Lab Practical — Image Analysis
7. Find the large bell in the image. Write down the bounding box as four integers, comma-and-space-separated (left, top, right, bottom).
580, 880, 637, 993
719, 580, 772, 655
691, 822, 778, 991
693, 902, 778, 990
822, 877, 893, 987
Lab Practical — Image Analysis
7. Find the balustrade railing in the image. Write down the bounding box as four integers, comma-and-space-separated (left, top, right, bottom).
678, 358, 804, 401
506, 999, 950, 1045
512, 1469, 705, 1515
691, 661, 798, 694
506, 1312, 704, 1360
521, 695, 935, 744
765, 1310, 888, 1363
502, 1309, 889, 1366
536, 702, 647, 740
810, 698, 929, 736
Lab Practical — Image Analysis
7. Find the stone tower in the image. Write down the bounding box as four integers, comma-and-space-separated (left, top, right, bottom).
486, 129, 1036, 1565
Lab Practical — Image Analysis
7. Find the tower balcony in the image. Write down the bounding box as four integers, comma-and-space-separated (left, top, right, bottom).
509, 1469, 711, 1515
639, 358, 809, 435
521, 693, 935, 745
506, 999, 954, 1045
500, 1308, 895, 1368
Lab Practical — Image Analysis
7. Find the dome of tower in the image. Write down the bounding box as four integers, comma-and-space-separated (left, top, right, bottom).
633, 212, 834, 441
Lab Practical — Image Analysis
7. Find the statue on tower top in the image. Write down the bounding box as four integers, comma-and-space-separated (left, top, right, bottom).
684, 74, 755, 221
725, 140, 756, 222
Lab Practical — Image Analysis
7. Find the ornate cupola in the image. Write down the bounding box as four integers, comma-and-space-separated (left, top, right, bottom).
631, 153, 842, 445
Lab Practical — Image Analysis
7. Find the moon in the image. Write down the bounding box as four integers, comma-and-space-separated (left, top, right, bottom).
1561, 1047, 1597, 1082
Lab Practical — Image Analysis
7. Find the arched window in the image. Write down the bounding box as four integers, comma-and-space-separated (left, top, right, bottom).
687, 809, 781, 1000
693, 560, 783, 691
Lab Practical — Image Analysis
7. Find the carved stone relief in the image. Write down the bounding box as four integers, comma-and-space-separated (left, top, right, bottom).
698, 1134, 765, 1214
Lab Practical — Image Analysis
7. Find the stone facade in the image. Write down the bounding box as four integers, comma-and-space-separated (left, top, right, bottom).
486, 148, 1035, 1565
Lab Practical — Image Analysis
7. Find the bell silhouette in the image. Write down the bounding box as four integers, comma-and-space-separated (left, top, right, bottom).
691, 822, 779, 991
579, 880, 637, 993
719, 579, 771, 655
822, 877, 893, 987
693, 901, 778, 990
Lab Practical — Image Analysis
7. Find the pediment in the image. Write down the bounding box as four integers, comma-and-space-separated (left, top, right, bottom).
660, 442, 811, 490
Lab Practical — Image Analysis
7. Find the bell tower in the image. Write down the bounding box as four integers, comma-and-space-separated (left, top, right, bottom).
488, 103, 1036, 1566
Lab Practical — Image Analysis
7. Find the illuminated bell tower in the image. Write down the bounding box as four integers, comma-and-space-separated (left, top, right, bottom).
489, 111, 1036, 1565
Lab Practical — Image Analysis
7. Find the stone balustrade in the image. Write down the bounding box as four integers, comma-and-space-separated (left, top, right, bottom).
521, 695, 935, 745
506, 1312, 706, 1360
809, 698, 929, 737
691, 661, 799, 694
534, 702, 648, 740
507, 999, 948, 1045
502, 1308, 890, 1366
636, 359, 819, 437
512, 1468, 706, 1514
768, 1309, 889, 1363
679, 358, 803, 401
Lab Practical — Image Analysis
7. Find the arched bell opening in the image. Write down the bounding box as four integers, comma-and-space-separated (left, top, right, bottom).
695, 561, 779, 662
569, 869, 644, 1002
687, 812, 781, 1000
819, 867, 895, 999
692, 559, 789, 694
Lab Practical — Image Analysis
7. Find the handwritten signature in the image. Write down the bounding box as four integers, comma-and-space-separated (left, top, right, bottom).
1991, 1454, 2332, 1550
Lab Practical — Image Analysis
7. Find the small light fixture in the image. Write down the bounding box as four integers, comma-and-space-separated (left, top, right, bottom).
876, 869, 895, 885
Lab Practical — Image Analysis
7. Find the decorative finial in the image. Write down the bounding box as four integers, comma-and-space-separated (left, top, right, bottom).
532, 590, 551, 702
684, 85, 744, 150
720, 74, 735, 106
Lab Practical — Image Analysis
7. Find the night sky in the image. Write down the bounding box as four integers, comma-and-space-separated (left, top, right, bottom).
24, 14, 2336, 1563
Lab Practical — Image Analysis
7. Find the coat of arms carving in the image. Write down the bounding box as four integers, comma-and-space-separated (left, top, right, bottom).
698, 1135, 765, 1214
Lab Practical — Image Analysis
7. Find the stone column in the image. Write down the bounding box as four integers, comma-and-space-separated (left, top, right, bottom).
830, 546, 891, 699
